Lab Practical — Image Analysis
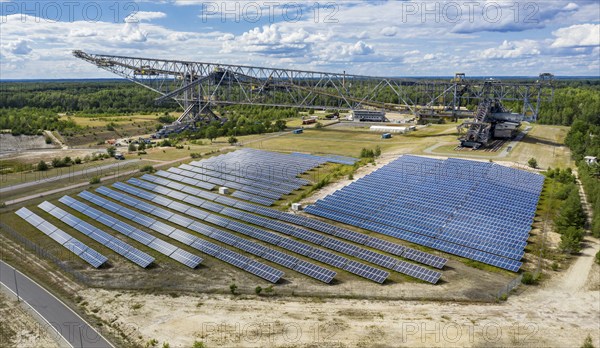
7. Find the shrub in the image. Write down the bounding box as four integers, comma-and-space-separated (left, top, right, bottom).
140, 165, 155, 173
528, 157, 538, 169
51, 157, 65, 168
348, 173, 354, 180
192, 341, 206, 348
264, 285, 274, 295
228, 136, 238, 145
190, 153, 202, 159
315, 122, 324, 129
229, 283, 238, 295
521, 272, 538, 285
74, 157, 82, 164
89, 176, 101, 184
581, 334, 594, 348
107, 146, 116, 157
596, 251, 600, 265
128, 143, 137, 152
37, 160, 48, 171
63, 156, 72, 165
374, 145, 381, 157
255, 286, 262, 295
45, 135, 52, 144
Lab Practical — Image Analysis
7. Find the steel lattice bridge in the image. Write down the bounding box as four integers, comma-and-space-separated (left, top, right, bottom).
73, 50, 554, 130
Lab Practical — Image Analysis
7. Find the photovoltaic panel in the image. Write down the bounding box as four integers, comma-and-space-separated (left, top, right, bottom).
88, 189, 286, 282
308, 248, 349, 269
191, 239, 224, 256
343, 260, 389, 284
394, 260, 441, 284
74, 193, 202, 269
169, 248, 204, 268
39, 201, 154, 268
140, 168, 443, 276
293, 260, 336, 283
244, 259, 284, 283
262, 249, 299, 269
15, 207, 108, 268
277, 239, 313, 256
353, 248, 398, 269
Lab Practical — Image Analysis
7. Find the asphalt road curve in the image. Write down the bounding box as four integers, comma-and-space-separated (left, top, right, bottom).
0, 260, 113, 348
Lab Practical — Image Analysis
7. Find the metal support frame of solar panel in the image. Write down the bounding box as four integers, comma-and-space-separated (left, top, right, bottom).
15, 207, 108, 268
59, 194, 202, 269
38, 201, 154, 268
77, 190, 284, 283
120, 180, 445, 284
139, 173, 447, 269
112, 181, 398, 283
305, 155, 542, 272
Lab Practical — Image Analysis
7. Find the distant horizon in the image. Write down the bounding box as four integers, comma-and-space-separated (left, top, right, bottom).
2, 75, 599, 83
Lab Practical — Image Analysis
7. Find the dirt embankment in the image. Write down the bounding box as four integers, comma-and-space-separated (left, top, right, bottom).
0, 134, 57, 156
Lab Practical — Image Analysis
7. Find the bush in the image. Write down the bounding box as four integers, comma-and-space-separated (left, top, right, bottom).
128, 142, 137, 152
264, 285, 274, 295
37, 160, 48, 171
348, 173, 354, 180
44, 135, 52, 144
528, 157, 538, 169
51, 157, 65, 168
74, 157, 82, 164
107, 146, 116, 157
140, 165, 155, 173
229, 283, 238, 295
521, 272, 538, 285
63, 156, 72, 165
255, 286, 262, 295
315, 122, 323, 129
192, 341, 206, 348
190, 153, 202, 159
374, 145, 381, 157
596, 251, 600, 265
89, 176, 101, 184
228, 136, 238, 145
581, 334, 594, 348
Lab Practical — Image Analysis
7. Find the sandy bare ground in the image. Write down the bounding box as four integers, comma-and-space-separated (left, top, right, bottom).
0, 292, 60, 348
79, 232, 599, 348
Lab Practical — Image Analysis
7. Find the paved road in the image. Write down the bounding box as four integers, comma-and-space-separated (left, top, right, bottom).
0, 160, 141, 194
0, 261, 113, 348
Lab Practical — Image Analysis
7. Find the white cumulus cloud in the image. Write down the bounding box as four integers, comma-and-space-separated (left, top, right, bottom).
551, 24, 600, 48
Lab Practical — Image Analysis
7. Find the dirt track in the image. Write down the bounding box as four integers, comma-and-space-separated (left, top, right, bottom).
79, 232, 599, 348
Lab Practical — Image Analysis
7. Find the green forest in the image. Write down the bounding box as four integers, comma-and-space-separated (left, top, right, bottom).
1, 79, 598, 136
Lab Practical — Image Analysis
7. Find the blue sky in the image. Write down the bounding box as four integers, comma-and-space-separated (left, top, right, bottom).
1, 0, 599, 78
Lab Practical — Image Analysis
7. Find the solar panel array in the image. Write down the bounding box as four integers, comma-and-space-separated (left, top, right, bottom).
86, 188, 335, 284
103, 182, 385, 283
290, 153, 359, 165
58, 195, 203, 269
306, 155, 545, 272
15, 207, 108, 268
73, 192, 287, 283
122, 178, 441, 284
38, 201, 154, 268
140, 173, 447, 270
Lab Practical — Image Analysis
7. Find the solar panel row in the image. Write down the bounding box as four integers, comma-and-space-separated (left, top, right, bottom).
15, 207, 108, 268
38, 201, 154, 268
306, 155, 544, 272
75, 191, 284, 283
140, 173, 447, 269
59, 195, 203, 269
119, 180, 440, 283
101, 184, 353, 283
